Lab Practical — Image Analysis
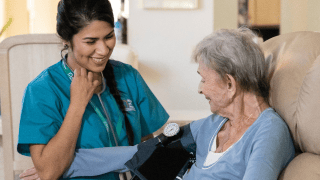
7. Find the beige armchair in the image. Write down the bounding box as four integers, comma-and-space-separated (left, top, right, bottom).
261, 31, 320, 179
0, 34, 138, 180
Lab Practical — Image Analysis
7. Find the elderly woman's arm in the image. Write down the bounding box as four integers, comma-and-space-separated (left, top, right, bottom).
243, 121, 295, 180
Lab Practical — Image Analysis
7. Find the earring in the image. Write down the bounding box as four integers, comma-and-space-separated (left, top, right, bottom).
60, 44, 69, 59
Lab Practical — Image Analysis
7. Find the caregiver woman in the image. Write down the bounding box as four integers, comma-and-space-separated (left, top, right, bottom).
17, 0, 168, 179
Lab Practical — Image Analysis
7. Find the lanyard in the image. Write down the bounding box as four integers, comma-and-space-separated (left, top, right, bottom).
61, 59, 123, 147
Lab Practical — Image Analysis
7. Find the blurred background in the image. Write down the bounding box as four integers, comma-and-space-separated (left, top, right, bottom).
1, 1, 320, 179
1, 0, 320, 126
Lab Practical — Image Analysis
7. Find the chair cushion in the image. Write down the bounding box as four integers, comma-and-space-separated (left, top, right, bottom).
261, 31, 320, 155
278, 153, 320, 180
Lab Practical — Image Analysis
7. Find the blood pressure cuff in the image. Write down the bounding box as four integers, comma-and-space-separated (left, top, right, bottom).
125, 124, 196, 180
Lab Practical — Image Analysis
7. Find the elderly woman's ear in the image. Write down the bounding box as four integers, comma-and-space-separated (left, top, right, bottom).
225, 74, 237, 99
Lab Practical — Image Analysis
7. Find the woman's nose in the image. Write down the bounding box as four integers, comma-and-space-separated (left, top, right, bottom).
96, 41, 109, 55
198, 83, 203, 94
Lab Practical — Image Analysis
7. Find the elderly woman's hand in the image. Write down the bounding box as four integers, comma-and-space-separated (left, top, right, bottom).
19, 167, 40, 180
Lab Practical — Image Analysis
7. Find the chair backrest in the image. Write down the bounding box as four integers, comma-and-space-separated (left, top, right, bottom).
261, 31, 320, 155
0, 33, 138, 180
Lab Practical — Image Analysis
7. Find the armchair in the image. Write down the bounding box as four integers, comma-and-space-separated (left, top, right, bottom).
261, 31, 320, 179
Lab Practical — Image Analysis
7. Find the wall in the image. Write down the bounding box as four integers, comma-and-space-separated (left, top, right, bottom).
281, 0, 320, 34
305, 0, 320, 32
3, 0, 29, 38
0, 0, 59, 40
0, 0, 4, 41
213, 0, 238, 31
30, 0, 60, 33
129, 0, 215, 120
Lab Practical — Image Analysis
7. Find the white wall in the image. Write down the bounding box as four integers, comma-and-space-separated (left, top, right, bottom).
129, 0, 215, 120
281, 0, 320, 34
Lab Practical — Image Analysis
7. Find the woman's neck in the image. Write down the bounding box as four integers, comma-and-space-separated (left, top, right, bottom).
92, 72, 103, 82
66, 54, 102, 80
220, 92, 269, 128
65, 55, 103, 93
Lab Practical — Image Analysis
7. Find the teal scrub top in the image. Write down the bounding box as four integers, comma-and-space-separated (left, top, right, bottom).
17, 60, 169, 180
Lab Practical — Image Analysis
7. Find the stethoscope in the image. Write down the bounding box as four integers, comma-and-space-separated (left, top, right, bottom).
95, 73, 120, 146
62, 57, 119, 146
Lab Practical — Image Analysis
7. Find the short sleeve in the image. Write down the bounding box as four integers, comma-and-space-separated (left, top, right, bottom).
243, 119, 295, 180
17, 82, 63, 156
133, 69, 169, 137
190, 118, 207, 141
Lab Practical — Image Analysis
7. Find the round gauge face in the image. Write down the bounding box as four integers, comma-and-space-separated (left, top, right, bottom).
163, 123, 180, 137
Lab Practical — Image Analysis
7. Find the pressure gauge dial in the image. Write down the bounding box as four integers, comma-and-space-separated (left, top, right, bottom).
163, 123, 180, 137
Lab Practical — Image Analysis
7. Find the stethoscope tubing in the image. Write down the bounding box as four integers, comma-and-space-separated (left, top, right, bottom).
96, 78, 119, 146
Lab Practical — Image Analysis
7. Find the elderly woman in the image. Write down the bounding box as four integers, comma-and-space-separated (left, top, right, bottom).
182, 28, 295, 179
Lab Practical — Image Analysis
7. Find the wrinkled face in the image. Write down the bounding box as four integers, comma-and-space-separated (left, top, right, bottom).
197, 60, 229, 114
66, 20, 116, 73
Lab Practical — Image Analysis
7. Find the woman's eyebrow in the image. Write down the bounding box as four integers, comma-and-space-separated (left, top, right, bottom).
82, 30, 114, 40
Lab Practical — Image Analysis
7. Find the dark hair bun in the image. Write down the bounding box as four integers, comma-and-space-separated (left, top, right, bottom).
56, 0, 114, 42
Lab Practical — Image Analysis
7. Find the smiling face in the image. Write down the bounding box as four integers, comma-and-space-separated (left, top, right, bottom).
197, 60, 230, 114
66, 20, 116, 73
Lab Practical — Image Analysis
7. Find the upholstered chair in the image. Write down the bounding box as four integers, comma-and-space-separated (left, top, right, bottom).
261, 31, 320, 180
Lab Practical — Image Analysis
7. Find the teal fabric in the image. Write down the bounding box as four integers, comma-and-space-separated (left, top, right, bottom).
185, 108, 295, 180
17, 60, 169, 180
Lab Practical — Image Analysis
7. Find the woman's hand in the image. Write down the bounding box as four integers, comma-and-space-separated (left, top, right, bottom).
70, 68, 100, 109
28, 69, 100, 180
19, 167, 40, 180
